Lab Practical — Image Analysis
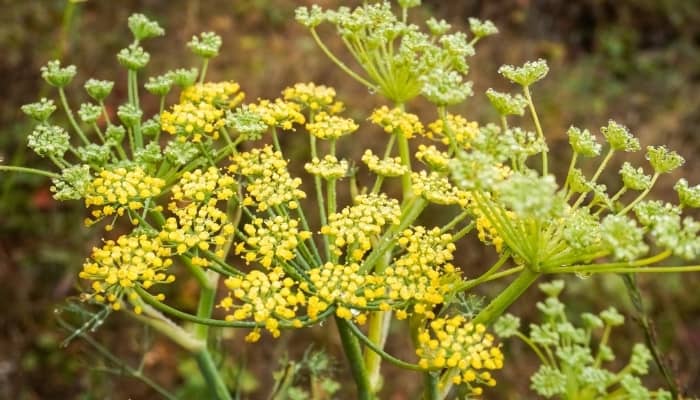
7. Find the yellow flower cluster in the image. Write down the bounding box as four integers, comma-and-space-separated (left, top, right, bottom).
305, 112, 358, 140
229, 146, 306, 211
385, 227, 459, 319
427, 114, 479, 149
369, 106, 424, 138
235, 215, 311, 268
180, 81, 245, 110
84, 167, 165, 229
304, 262, 384, 323
282, 82, 344, 113
161, 101, 226, 142
411, 171, 469, 206
304, 155, 349, 179
79, 235, 174, 311
171, 167, 236, 202
473, 207, 514, 253
416, 316, 503, 395
415, 144, 450, 172
219, 267, 305, 341
320, 193, 401, 261
248, 99, 305, 130
161, 199, 235, 260
361, 149, 407, 177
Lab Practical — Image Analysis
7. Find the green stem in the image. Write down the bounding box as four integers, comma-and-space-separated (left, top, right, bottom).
523, 85, 547, 175
397, 131, 412, 201
336, 317, 373, 399
346, 318, 423, 372
199, 59, 209, 84
194, 349, 232, 400
0, 165, 59, 179
473, 268, 540, 326
515, 332, 551, 366
310, 134, 330, 260
618, 173, 659, 215
423, 372, 439, 400
58, 87, 89, 145
309, 28, 378, 92
194, 269, 219, 340
360, 197, 427, 273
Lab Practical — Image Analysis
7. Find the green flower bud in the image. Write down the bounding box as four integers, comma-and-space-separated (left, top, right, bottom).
530, 324, 559, 346
77, 143, 111, 166
50, 164, 92, 201
620, 162, 651, 191
646, 145, 684, 174
469, 18, 498, 38
567, 126, 601, 157
601, 120, 640, 152
633, 200, 681, 227
78, 103, 102, 124
581, 313, 604, 330
144, 74, 174, 97
188, 32, 222, 59
128, 13, 164, 41
28, 124, 70, 158
538, 280, 565, 297
486, 89, 527, 116
579, 367, 614, 394
105, 125, 126, 145
168, 68, 199, 88
41, 60, 77, 88
141, 116, 161, 137
134, 141, 162, 165
21, 98, 56, 122
674, 178, 700, 208
530, 366, 566, 398
117, 43, 150, 70
600, 214, 648, 261
567, 168, 589, 194
597, 344, 615, 362
426, 18, 451, 36
536, 297, 565, 318
164, 140, 199, 165
295, 5, 326, 28
226, 106, 268, 141
493, 314, 520, 338
497, 172, 561, 219
620, 376, 651, 399
420, 69, 473, 106
117, 103, 143, 127
562, 208, 601, 251
600, 307, 625, 326
498, 58, 549, 87
652, 216, 700, 261
84, 79, 114, 101
629, 344, 652, 375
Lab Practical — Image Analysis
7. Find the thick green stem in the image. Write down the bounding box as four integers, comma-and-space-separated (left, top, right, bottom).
336, 317, 373, 400
194, 349, 232, 400
423, 372, 439, 400
473, 268, 540, 326
195, 269, 219, 340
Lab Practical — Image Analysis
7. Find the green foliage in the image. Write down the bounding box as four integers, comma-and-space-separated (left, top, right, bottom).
495, 281, 672, 399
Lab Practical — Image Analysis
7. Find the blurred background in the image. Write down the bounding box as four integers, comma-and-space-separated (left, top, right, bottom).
1, 0, 699, 398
